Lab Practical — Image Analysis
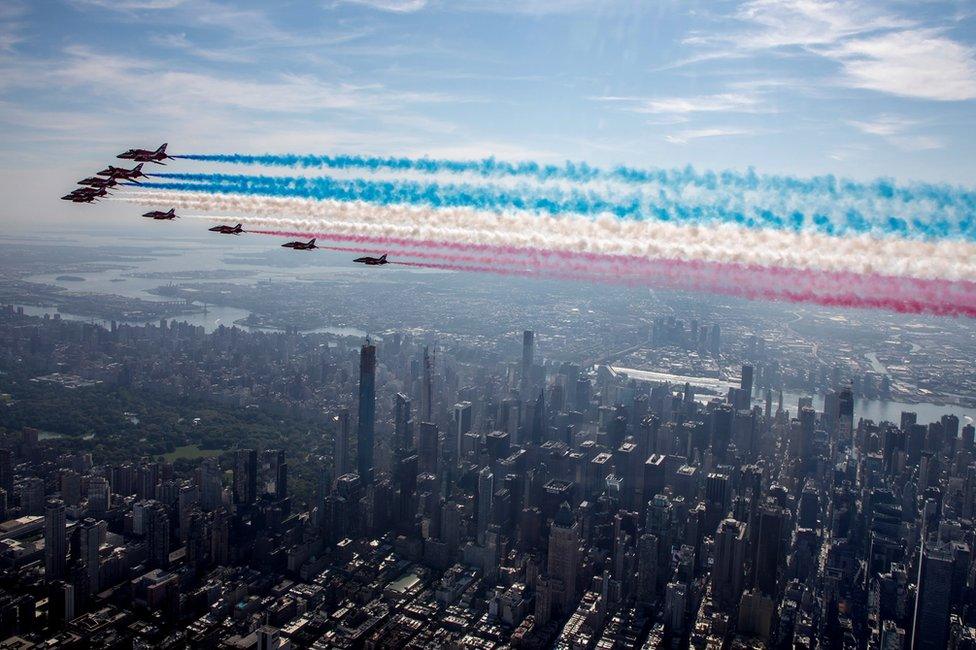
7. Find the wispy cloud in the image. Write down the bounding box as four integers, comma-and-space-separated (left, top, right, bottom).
150, 32, 252, 63
333, 0, 605, 14
847, 114, 916, 137
594, 92, 766, 115
827, 28, 976, 101
336, 0, 429, 12
0, 45, 462, 118
71, 0, 189, 9
733, 0, 910, 50
848, 114, 944, 150
459, 0, 609, 15
664, 127, 758, 144
0, 1, 28, 52
683, 0, 976, 102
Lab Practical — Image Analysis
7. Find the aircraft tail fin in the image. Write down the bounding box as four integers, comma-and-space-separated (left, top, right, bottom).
235, 224, 242, 230
157, 143, 168, 155
309, 239, 316, 246
134, 163, 144, 172
380, 254, 387, 261
168, 208, 175, 216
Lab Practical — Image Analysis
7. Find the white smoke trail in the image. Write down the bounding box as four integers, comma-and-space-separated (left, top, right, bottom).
114, 190, 976, 282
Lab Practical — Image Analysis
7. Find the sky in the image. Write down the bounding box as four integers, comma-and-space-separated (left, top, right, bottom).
1, 0, 975, 228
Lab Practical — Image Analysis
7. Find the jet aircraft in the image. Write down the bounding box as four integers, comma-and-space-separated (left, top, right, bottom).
61, 187, 107, 202
61, 192, 98, 203
142, 208, 177, 220
353, 253, 389, 266
282, 239, 318, 250
209, 224, 244, 235
118, 143, 170, 164
78, 176, 127, 189
97, 163, 148, 181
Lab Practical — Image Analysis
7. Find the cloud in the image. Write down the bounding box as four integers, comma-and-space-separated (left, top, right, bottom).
827, 28, 976, 101
458, 0, 607, 15
333, 0, 607, 15
0, 0, 28, 52
150, 32, 251, 62
337, 0, 429, 12
733, 0, 910, 50
70, 0, 189, 9
848, 114, 944, 150
594, 92, 765, 116
685, 0, 976, 102
0, 44, 462, 120
847, 114, 917, 137
664, 127, 757, 144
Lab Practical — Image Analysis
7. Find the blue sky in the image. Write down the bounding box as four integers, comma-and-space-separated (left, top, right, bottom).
1, 0, 975, 227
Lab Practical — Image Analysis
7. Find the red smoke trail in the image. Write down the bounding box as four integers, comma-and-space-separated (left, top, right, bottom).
252, 229, 976, 317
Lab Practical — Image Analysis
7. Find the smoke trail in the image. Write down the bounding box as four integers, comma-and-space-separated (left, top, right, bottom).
176, 152, 976, 216
114, 184, 976, 316
248, 228, 976, 317
114, 190, 976, 281
261, 232, 976, 317
140, 173, 976, 241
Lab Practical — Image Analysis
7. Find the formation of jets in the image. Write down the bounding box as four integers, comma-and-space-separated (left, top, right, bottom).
61, 144, 166, 204
63, 144, 394, 266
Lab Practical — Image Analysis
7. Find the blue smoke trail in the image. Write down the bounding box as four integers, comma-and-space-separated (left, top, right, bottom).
141, 172, 976, 241
175, 153, 976, 210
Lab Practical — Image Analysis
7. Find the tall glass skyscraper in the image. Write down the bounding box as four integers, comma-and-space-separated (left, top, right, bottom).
358, 342, 376, 483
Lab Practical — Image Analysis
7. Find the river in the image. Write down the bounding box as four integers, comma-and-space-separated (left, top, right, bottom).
611, 365, 976, 426
15, 235, 368, 336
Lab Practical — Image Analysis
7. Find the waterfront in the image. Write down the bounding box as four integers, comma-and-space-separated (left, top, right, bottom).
611, 365, 976, 425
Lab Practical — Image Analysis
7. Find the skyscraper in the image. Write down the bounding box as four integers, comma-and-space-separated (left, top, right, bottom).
273, 452, 287, 499
709, 403, 733, 461
476, 467, 493, 545
740, 364, 753, 408
912, 541, 952, 649
547, 502, 580, 612
753, 501, 784, 597
145, 500, 170, 569
420, 346, 433, 424
79, 518, 101, 595
637, 533, 659, 605
454, 401, 473, 460
394, 392, 412, 452
357, 342, 376, 484
87, 475, 111, 518
520, 330, 535, 396
712, 518, 747, 611
261, 449, 286, 499
838, 384, 855, 443
334, 408, 351, 480
233, 449, 257, 506
798, 405, 816, 473
44, 498, 66, 582
418, 422, 439, 475
198, 458, 222, 511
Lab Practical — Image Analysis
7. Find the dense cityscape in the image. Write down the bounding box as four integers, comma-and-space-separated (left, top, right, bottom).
1, 269, 975, 648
